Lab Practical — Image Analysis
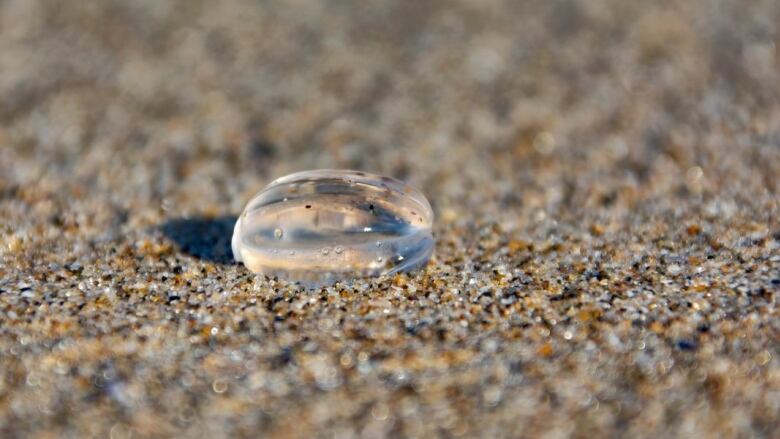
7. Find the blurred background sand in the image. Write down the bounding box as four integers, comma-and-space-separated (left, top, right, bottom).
1, 1, 779, 437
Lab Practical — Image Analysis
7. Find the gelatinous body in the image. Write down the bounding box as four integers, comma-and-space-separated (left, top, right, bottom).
232, 170, 434, 285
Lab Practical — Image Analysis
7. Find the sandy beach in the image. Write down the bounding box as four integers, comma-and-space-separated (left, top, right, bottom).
1, 0, 779, 437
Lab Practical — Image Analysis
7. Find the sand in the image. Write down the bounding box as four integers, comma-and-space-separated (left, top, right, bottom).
1, 0, 779, 437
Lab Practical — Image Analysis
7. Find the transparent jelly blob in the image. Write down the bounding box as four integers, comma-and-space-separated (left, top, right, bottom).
232, 169, 434, 286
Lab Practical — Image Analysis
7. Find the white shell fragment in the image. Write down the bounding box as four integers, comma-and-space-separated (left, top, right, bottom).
232, 170, 434, 285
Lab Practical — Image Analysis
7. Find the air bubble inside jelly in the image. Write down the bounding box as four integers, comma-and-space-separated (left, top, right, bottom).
232, 170, 434, 286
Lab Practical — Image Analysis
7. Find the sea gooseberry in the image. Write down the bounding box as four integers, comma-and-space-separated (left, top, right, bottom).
232, 169, 434, 286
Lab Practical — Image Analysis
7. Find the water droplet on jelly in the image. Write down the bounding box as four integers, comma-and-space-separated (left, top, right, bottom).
232, 169, 434, 286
